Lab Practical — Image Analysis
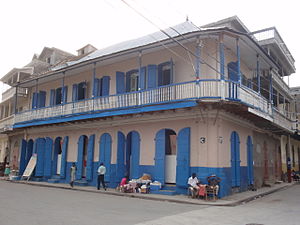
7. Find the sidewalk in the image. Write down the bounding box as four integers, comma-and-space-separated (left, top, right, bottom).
1, 178, 295, 206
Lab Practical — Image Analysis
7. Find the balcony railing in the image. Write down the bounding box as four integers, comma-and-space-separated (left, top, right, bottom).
2, 87, 28, 102
0, 115, 14, 132
13, 80, 295, 132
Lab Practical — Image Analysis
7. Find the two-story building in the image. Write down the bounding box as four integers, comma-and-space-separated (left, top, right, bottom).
1, 16, 299, 197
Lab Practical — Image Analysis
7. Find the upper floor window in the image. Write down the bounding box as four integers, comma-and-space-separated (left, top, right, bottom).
72, 81, 87, 101
50, 86, 68, 106
32, 91, 46, 109
93, 76, 110, 97
158, 62, 172, 86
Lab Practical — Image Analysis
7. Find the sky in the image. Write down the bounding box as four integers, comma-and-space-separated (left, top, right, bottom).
0, 0, 299, 98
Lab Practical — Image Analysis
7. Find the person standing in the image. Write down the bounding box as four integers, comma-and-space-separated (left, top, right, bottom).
70, 163, 77, 188
97, 162, 106, 190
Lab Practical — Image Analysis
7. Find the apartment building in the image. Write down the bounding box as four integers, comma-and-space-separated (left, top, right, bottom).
0, 16, 298, 197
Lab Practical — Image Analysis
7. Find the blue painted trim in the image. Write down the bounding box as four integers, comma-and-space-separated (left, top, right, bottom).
219, 42, 225, 80
236, 39, 241, 85
14, 101, 198, 128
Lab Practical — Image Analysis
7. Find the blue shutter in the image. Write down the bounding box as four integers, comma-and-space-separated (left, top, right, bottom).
60, 136, 69, 179
93, 78, 100, 97
154, 129, 165, 185
131, 131, 140, 179
138, 67, 146, 90
86, 134, 95, 181
36, 138, 45, 177
44, 137, 53, 177
158, 64, 163, 87
62, 86, 68, 103
231, 131, 241, 187
19, 139, 27, 175
83, 81, 87, 99
32, 92, 38, 109
147, 65, 157, 89
126, 71, 131, 92
176, 127, 191, 189
38, 91, 46, 108
99, 133, 112, 182
228, 62, 238, 82
101, 76, 110, 96
76, 135, 84, 180
52, 138, 60, 175
247, 136, 254, 185
116, 132, 126, 182
236, 134, 241, 186
72, 84, 78, 101
25, 140, 33, 165
116, 72, 125, 94
50, 89, 55, 106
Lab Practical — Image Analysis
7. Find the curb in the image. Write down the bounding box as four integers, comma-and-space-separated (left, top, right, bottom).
2, 179, 293, 207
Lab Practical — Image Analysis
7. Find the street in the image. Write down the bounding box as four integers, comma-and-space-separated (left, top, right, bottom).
0, 182, 299, 225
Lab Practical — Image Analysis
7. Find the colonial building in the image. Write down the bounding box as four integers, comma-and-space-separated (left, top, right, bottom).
0, 16, 299, 197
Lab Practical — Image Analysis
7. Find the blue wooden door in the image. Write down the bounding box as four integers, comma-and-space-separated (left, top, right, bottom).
176, 127, 190, 188
116, 72, 125, 94
76, 135, 85, 180
155, 129, 166, 185
231, 131, 241, 187
99, 133, 112, 182
60, 136, 69, 179
26, 140, 34, 165
130, 131, 140, 179
116, 132, 125, 182
86, 134, 95, 181
52, 138, 60, 175
36, 138, 46, 177
247, 136, 254, 185
19, 139, 27, 175
101, 76, 110, 96
44, 137, 53, 177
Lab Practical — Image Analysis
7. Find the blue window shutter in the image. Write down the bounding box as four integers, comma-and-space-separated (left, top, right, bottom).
101, 76, 110, 96
130, 132, 140, 179
32, 92, 38, 109
125, 71, 131, 92
228, 62, 238, 82
93, 78, 100, 97
72, 84, 78, 101
60, 136, 69, 179
19, 139, 27, 175
147, 65, 157, 89
62, 86, 68, 103
50, 89, 55, 106
25, 140, 33, 165
76, 135, 85, 180
44, 137, 53, 177
36, 138, 45, 177
176, 127, 191, 189
154, 129, 166, 185
138, 67, 146, 90
38, 91, 46, 108
86, 134, 95, 181
158, 64, 163, 86
116, 132, 126, 182
83, 81, 87, 99
116, 71, 125, 94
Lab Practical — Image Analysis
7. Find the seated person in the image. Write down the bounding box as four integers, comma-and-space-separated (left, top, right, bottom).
188, 173, 200, 197
292, 170, 300, 181
119, 176, 134, 193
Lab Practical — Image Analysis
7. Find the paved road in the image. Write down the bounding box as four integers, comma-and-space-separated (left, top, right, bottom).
0, 182, 201, 225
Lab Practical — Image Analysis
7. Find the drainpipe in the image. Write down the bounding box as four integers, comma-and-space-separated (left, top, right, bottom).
219, 34, 225, 80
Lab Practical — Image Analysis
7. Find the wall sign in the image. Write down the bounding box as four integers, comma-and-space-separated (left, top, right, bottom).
200, 137, 206, 144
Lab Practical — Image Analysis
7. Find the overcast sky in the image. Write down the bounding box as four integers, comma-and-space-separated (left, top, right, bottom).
0, 0, 299, 97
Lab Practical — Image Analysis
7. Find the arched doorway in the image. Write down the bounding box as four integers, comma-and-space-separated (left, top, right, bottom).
99, 133, 112, 182
230, 131, 240, 187
44, 137, 54, 177
126, 131, 140, 179
247, 136, 254, 185
116, 132, 126, 182
155, 129, 177, 184
53, 137, 62, 175
76, 135, 88, 179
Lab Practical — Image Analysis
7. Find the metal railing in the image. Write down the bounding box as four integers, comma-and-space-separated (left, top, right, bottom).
13, 80, 295, 132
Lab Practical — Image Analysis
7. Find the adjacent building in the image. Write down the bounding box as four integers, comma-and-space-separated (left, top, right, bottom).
0, 16, 299, 197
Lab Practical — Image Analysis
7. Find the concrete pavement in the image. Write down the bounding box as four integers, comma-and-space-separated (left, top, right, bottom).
1, 178, 295, 206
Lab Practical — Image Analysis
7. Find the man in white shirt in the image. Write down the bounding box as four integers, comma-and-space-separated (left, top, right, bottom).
97, 163, 106, 190
188, 173, 200, 198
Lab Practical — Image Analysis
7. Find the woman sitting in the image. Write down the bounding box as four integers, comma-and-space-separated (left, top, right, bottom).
119, 176, 134, 193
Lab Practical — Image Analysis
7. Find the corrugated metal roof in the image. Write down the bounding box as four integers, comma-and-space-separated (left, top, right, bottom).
52, 21, 200, 71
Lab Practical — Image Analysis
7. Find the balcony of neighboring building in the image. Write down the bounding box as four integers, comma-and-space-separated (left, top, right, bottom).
1, 87, 28, 102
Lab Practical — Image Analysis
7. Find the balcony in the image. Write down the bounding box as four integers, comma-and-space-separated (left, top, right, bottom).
0, 115, 14, 132
2, 87, 28, 102
13, 80, 296, 132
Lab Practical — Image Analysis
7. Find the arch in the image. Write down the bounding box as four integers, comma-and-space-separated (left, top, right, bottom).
230, 131, 240, 187
99, 133, 112, 182
44, 137, 53, 177
176, 127, 191, 188
60, 136, 69, 179
52, 137, 62, 176
126, 131, 140, 179
76, 135, 89, 180
247, 136, 254, 185
116, 131, 126, 182
35, 138, 46, 177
